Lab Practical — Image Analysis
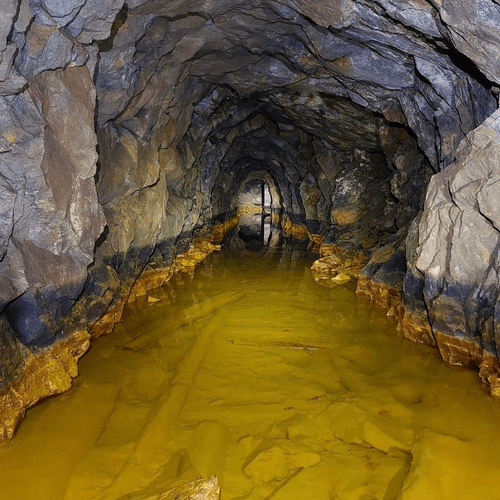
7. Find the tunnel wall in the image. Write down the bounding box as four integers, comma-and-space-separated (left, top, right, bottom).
403, 110, 500, 394
1, 0, 500, 437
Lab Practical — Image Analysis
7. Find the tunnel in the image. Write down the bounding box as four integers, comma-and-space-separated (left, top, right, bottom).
2, 0, 500, 497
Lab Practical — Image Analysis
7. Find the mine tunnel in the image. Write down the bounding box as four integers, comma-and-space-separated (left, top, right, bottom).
2, 0, 500, 498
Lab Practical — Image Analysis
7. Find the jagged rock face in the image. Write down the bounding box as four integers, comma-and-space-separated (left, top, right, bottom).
0, 0, 500, 405
0, 64, 105, 347
405, 110, 500, 388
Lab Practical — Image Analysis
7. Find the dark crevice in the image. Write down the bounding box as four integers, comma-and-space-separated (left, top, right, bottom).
434, 37, 495, 91
98, 3, 129, 53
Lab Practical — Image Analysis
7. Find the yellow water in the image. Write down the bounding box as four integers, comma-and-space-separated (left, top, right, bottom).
1, 240, 500, 499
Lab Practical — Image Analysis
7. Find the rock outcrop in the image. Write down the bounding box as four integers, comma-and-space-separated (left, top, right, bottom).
405, 110, 500, 393
2, 0, 500, 436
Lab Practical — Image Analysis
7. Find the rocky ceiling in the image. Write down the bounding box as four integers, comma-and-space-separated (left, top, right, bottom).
2, 0, 500, 435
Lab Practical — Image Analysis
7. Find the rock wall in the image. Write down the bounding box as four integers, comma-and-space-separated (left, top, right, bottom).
1, 0, 500, 436
404, 110, 500, 393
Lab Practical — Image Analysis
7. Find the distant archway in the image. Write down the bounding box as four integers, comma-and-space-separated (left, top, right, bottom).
236, 171, 282, 248
237, 170, 282, 215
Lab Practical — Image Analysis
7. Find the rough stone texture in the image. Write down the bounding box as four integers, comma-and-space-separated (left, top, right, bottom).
312, 248, 368, 287
406, 109, 500, 392
0, 329, 90, 441
401, 214, 436, 347
1, 65, 105, 347
1, 0, 500, 437
356, 230, 407, 314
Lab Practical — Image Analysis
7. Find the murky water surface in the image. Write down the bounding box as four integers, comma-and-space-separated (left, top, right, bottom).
2, 227, 500, 499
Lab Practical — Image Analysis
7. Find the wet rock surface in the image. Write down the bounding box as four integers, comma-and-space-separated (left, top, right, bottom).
406, 109, 500, 390
158, 476, 221, 500
1, 0, 500, 434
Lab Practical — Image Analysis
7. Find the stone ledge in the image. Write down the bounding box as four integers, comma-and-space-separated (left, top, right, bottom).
356, 276, 404, 322
358, 277, 500, 396
0, 329, 90, 441
281, 215, 309, 241
280, 216, 326, 253
433, 331, 500, 396
311, 244, 368, 287
315, 243, 500, 396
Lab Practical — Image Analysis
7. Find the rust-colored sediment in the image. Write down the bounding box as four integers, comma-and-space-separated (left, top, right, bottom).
307, 232, 323, 253
127, 238, 221, 303
238, 206, 264, 214
281, 215, 309, 241
88, 301, 127, 339
318, 243, 367, 267
357, 278, 500, 396
315, 244, 500, 396
432, 331, 500, 395
0, 217, 239, 441
90, 216, 239, 338
280, 217, 323, 252
212, 215, 239, 242
0, 330, 90, 441
331, 208, 359, 226
356, 276, 405, 323
311, 245, 368, 287
399, 308, 436, 347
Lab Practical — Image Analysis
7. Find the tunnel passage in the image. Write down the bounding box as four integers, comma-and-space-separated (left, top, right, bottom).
236, 175, 278, 248
238, 179, 268, 214
2, 0, 500, 437
237, 178, 275, 216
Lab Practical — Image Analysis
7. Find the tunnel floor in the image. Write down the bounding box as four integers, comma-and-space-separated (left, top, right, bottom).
1, 227, 500, 499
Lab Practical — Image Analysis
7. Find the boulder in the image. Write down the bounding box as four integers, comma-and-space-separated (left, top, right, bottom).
406, 109, 500, 390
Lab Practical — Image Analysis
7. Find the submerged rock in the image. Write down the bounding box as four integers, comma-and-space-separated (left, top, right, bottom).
311, 248, 368, 287
243, 445, 321, 485
157, 476, 221, 500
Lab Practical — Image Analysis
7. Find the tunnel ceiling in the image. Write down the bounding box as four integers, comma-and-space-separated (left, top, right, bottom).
87, 0, 497, 260
92, 0, 495, 172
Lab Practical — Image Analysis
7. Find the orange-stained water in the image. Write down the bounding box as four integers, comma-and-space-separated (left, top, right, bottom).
1, 230, 500, 499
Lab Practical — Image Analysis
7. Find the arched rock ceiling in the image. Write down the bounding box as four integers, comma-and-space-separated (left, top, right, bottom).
94, 0, 496, 174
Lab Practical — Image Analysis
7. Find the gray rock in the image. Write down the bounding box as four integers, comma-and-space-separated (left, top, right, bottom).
0, 44, 18, 82
0, 73, 28, 96
0, 65, 104, 347
0, 1, 18, 55
41, 0, 86, 26
373, 0, 443, 38
412, 109, 500, 361
16, 23, 76, 77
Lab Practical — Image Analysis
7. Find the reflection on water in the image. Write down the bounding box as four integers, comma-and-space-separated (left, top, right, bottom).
237, 213, 280, 251
1, 229, 500, 499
